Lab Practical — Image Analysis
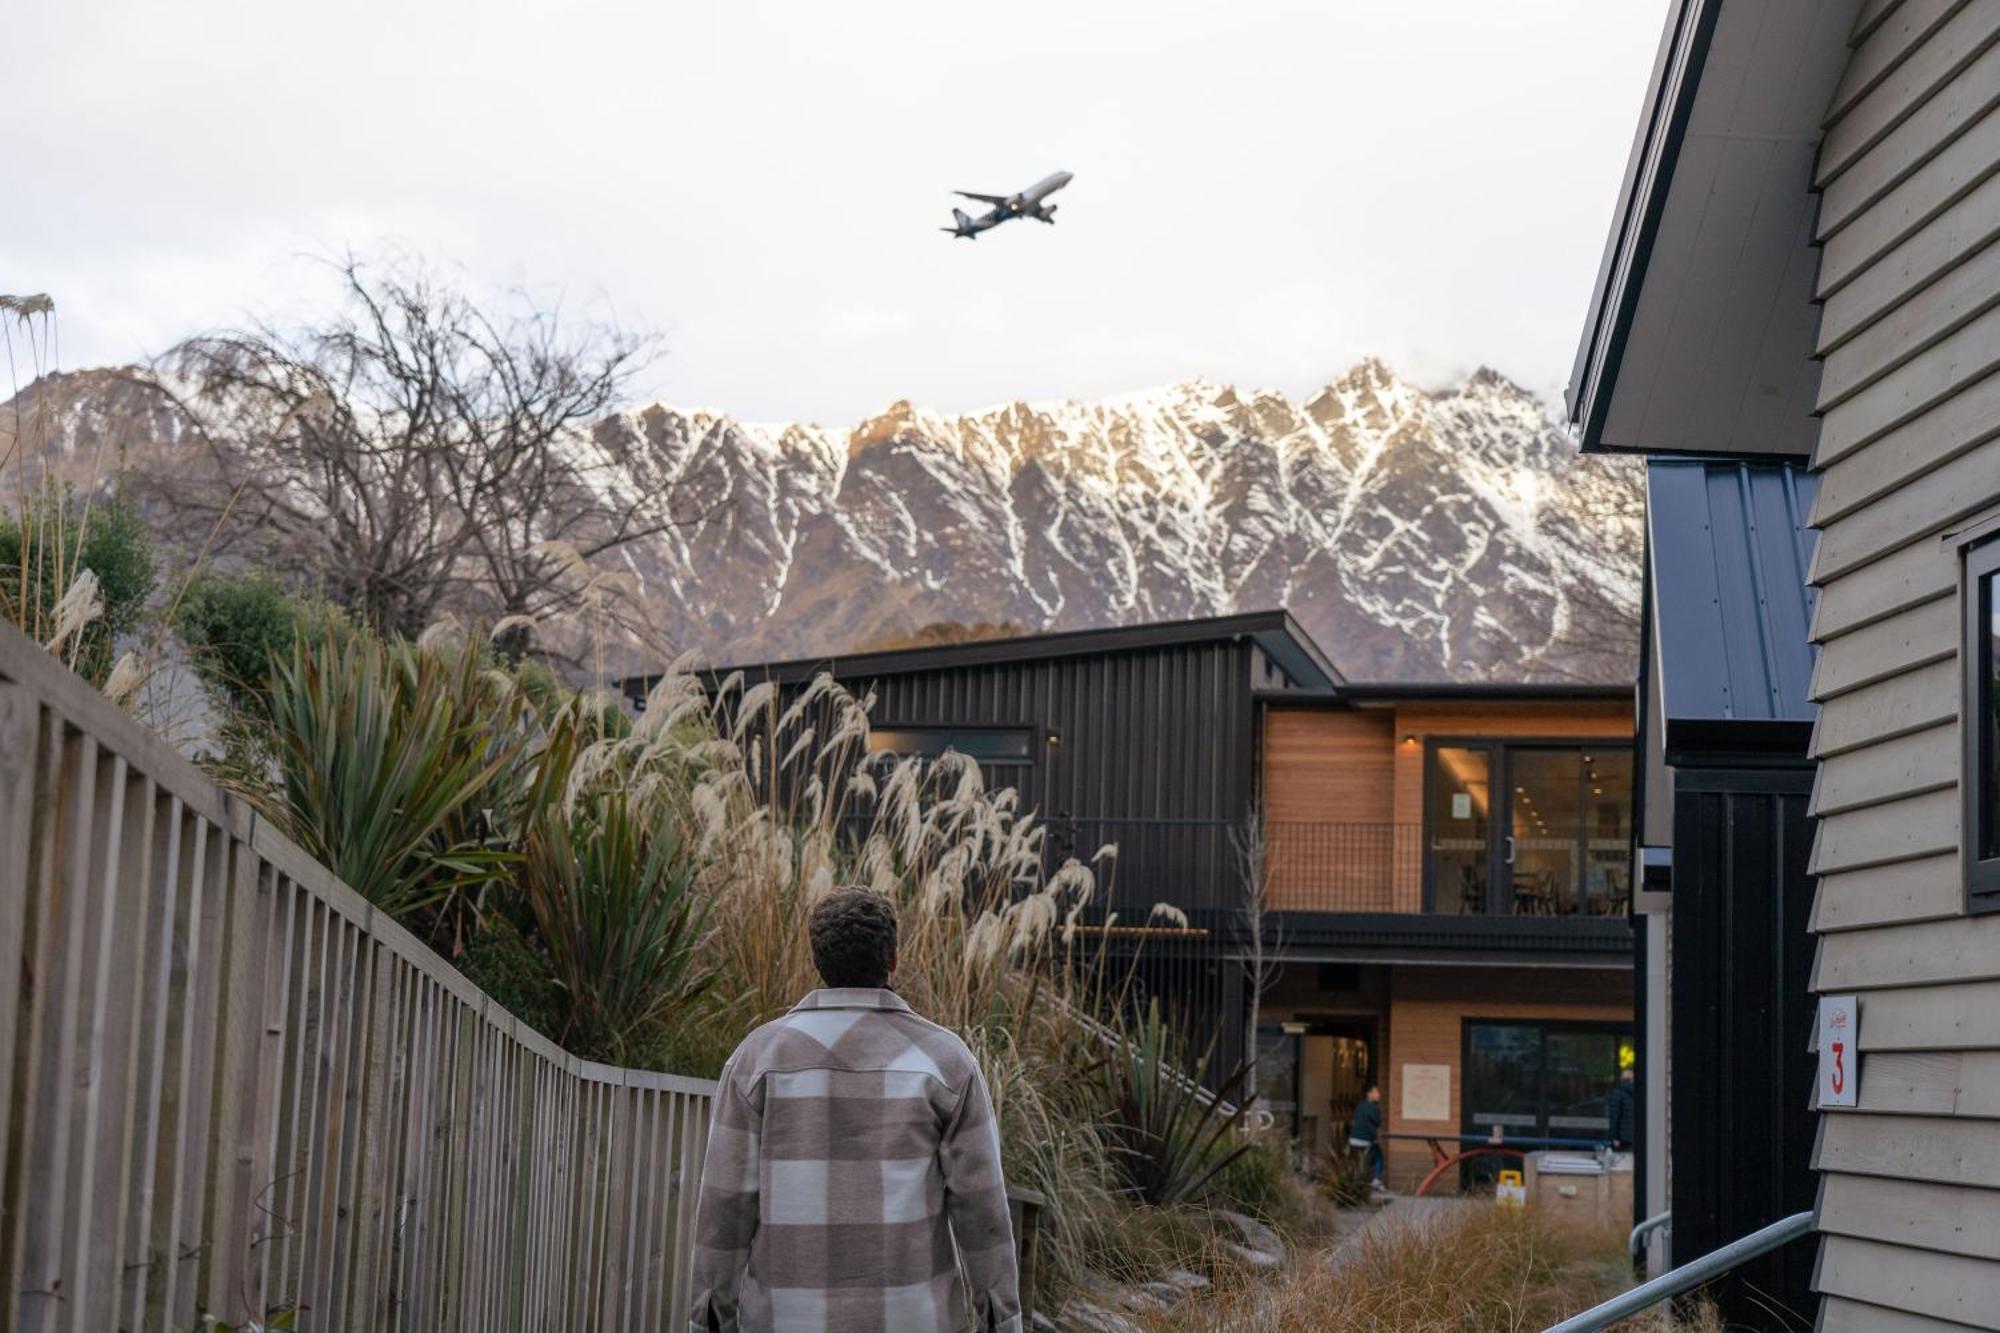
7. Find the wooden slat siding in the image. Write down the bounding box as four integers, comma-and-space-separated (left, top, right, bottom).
1807, 7, 2000, 1321
1820, 1234, 2000, 1324
0, 625, 717, 1331
1819, 234, 2000, 413
1809, 657, 1957, 757
1824, 1164, 2000, 1254
1809, 594, 1955, 700
1812, 415, 2000, 584
1816, 852, 1952, 924
1810, 524, 1957, 642
1851, 1049, 2000, 1116
1819, 1, 1985, 187
1819, 102, 2000, 308
1818, 914, 2000, 989
1817, 38, 2000, 241
1852, 0, 1911, 49
1815, 1112, 2000, 1191
1812, 721, 1956, 817
1823, 173, 2000, 351
1809, 786, 1957, 874
1822, 1294, 1993, 1332
1844, 978, 2000, 1050
1824, 0, 1964, 127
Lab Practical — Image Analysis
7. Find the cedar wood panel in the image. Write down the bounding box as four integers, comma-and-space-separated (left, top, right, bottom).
1807, 2, 2000, 1325
1262, 702, 1631, 912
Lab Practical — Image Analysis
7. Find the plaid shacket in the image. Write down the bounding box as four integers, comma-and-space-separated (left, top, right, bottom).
688, 988, 1021, 1333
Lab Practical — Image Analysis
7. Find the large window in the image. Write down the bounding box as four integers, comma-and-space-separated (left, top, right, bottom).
1967, 542, 2000, 907
1425, 741, 1634, 915
867, 725, 1035, 769
1461, 1020, 1634, 1176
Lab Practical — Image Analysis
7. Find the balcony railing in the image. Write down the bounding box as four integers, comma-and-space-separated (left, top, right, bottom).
842, 813, 1628, 921
1264, 821, 1428, 913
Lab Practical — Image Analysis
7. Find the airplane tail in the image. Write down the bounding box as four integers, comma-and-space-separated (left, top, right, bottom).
939, 207, 977, 239
953, 208, 973, 229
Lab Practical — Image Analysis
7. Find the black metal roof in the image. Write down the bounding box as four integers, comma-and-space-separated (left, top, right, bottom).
625, 609, 1343, 693
1647, 459, 1817, 745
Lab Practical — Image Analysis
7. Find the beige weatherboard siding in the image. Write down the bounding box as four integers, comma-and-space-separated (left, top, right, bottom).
1807, 0, 2000, 1326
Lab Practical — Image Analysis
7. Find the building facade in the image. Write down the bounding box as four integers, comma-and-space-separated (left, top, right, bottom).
1256, 686, 1636, 1186
629, 615, 1638, 1189
1572, 1, 2000, 1324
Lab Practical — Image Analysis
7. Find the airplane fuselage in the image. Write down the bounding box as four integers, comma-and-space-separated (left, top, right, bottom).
943, 170, 1072, 238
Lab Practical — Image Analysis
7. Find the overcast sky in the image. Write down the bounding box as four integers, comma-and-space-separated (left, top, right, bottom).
7, 0, 1668, 424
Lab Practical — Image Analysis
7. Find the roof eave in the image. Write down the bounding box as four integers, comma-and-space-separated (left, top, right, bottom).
1567, 0, 1717, 453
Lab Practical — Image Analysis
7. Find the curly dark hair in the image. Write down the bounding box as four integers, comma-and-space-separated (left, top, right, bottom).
808, 887, 899, 989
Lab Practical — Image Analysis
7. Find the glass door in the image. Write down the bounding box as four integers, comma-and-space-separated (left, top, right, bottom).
1462, 1020, 1633, 1183
1508, 750, 1582, 914
1427, 745, 1494, 913
1427, 742, 1635, 915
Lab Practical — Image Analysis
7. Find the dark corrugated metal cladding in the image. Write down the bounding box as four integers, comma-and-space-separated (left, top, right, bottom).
1647, 460, 1818, 727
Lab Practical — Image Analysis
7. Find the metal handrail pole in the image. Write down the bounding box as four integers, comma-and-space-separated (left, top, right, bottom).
1543, 1211, 1814, 1333
1629, 1210, 1671, 1260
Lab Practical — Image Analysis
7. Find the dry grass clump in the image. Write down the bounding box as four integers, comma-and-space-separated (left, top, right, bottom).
1136, 1204, 1723, 1333
597, 666, 1235, 1297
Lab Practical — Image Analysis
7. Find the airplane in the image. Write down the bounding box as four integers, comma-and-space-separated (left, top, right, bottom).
941, 170, 1073, 239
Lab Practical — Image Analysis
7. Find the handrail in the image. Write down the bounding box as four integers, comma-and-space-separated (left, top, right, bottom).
1629, 1209, 1671, 1260
1544, 1211, 1814, 1333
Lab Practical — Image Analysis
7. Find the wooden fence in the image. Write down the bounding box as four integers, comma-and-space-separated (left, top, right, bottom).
0, 622, 717, 1332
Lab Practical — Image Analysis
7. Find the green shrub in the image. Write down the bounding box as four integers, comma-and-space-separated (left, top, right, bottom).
173, 571, 347, 714
0, 488, 155, 685
1211, 1134, 1289, 1218
455, 911, 567, 1039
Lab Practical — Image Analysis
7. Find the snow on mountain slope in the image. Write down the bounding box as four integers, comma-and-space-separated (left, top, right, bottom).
588, 359, 1641, 680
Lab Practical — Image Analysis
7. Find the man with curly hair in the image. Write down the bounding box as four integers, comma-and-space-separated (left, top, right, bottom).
690, 886, 1020, 1332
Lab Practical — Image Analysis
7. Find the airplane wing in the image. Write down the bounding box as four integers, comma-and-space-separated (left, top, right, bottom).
954, 192, 1010, 204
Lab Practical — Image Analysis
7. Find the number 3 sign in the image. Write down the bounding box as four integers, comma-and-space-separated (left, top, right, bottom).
1817, 995, 1859, 1108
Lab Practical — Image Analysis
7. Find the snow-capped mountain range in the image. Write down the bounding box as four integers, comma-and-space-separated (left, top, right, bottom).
5, 359, 1641, 681
585, 359, 1640, 680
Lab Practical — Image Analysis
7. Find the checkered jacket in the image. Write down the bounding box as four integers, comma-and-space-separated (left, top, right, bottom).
688, 988, 1021, 1333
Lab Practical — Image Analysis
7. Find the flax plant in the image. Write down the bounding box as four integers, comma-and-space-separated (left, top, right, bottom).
517, 709, 713, 1063
258, 629, 530, 930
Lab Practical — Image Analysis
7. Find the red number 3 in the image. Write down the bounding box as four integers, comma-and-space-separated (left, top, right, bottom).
1831, 1041, 1846, 1095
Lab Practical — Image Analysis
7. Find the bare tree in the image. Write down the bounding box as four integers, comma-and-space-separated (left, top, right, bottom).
1232, 807, 1286, 1121
155, 255, 668, 655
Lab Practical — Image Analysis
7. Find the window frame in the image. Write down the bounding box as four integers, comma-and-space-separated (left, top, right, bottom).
1964, 539, 2000, 910
864, 722, 1038, 769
